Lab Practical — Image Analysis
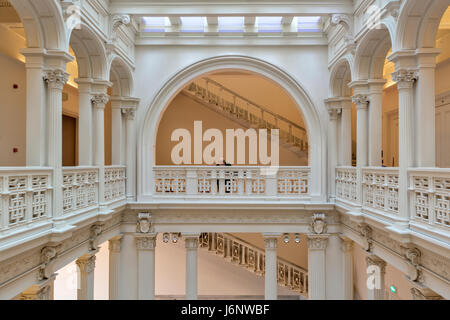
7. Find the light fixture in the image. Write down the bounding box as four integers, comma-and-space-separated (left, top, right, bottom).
283, 233, 290, 243
163, 232, 170, 243
172, 233, 179, 243
294, 233, 301, 243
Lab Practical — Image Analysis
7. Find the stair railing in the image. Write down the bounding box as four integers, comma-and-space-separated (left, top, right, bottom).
186, 78, 308, 151
199, 232, 309, 296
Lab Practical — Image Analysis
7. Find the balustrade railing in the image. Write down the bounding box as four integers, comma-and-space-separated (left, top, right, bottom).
199, 232, 308, 296
62, 167, 99, 215
104, 166, 126, 203
336, 166, 358, 204
186, 78, 308, 152
154, 166, 310, 199
409, 168, 450, 229
0, 168, 52, 231
362, 167, 399, 215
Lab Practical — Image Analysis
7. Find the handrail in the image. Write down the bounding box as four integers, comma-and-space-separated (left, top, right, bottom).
199, 77, 307, 134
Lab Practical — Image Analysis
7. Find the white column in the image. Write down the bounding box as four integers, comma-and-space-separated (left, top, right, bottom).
366, 254, 386, 300
76, 254, 96, 300
92, 94, 109, 205
263, 233, 279, 300
307, 234, 328, 300
76, 78, 94, 166
415, 49, 440, 167
368, 80, 385, 167
110, 98, 125, 165
340, 237, 353, 300
136, 234, 157, 300
123, 107, 137, 201
340, 99, 352, 166
325, 102, 341, 200
21, 49, 47, 166
352, 94, 369, 203
392, 69, 418, 225
108, 235, 122, 300
118, 233, 138, 299
43, 69, 69, 218
18, 274, 56, 300
184, 233, 200, 300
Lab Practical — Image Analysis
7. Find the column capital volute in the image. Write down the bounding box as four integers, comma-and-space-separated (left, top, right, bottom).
262, 233, 281, 249
183, 233, 201, 249
352, 94, 369, 109
76, 254, 96, 274
43, 69, 69, 89
91, 93, 109, 108
306, 234, 329, 250
327, 106, 341, 120
391, 69, 418, 89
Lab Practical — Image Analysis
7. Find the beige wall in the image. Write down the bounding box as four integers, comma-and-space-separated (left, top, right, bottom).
0, 52, 26, 166
156, 92, 307, 166
352, 242, 414, 300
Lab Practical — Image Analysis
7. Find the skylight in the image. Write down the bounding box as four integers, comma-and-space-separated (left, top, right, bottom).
180, 17, 206, 32
297, 16, 322, 32
218, 17, 244, 32
142, 17, 169, 32
257, 16, 282, 32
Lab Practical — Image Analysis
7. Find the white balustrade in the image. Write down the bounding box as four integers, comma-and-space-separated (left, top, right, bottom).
336, 166, 358, 204
62, 167, 99, 215
199, 232, 308, 296
104, 166, 126, 203
153, 166, 311, 199
362, 167, 399, 215
409, 168, 450, 229
0, 168, 52, 230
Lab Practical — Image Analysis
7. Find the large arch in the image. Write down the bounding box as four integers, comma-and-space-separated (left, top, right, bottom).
9, 0, 67, 50
395, 0, 450, 50
138, 55, 326, 201
329, 56, 353, 97
108, 55, 134, 97
354, 25, 393, 81
69, 23, 108, 81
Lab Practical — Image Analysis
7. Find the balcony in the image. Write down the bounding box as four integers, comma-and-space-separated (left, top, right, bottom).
153, 166, 311, 201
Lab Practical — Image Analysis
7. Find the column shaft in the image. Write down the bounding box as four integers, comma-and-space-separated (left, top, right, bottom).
124, 109, 136, 200
340, 101, 352, 166
327, 107, 340, 199
263, 235, 279, 300
76, 79, 94, 166
184, 235, 199, 300
393, 70, 418, 224
341, 238, 353, 300
307, 234, 328, 300
111, 101, 124, 165
368, 81, 384, 166
43, 69, 69, 218
136, 234, 157, 300
76, 254, 96, 300
353, 95, 369, 204
108, 235, 122, 300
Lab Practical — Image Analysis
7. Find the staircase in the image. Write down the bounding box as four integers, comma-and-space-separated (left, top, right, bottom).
183, 78, 309, 159
199, 233, 309, 298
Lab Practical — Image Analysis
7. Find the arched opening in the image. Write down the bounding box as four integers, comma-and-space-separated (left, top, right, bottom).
139, 55, 325, 201
155, 69, 309, 166
354, 26, 397, 167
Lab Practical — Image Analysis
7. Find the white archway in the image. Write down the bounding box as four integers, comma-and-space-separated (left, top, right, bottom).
329, 56, 353, 98
138, 55, 326, 201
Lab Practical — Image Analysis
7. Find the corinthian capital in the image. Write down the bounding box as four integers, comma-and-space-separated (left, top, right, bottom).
43, 69, 69, 89
352, 94, 369, 109
135, 235, 157, 250
307, 234, 328, 250
391, 69, 418, 88
122, 107, 136, 120
91, 93, 109, 108
76, 254, 96, 273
